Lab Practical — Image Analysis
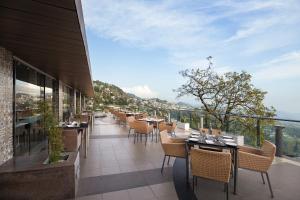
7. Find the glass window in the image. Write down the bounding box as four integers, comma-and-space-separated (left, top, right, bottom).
76, 91, 81, 114
15, 62, 48, 156
63, 86, 71, 121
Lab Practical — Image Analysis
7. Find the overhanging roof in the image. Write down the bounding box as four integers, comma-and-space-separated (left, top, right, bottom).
0, 0, 94, 96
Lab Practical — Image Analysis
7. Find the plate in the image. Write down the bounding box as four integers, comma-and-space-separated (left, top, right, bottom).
222, 135, 233, 139
190, 135, 199, 138
225, 142, 237, 146
189, 138, 199, 142
223, 139, 235, 142
205, 140, 214, 144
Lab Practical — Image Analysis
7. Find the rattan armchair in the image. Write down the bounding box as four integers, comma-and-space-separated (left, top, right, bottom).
127, 116, 136, 138
200, 128, 222, 136
166, 122, 176, 134
160, 131, 186, 173
158, 122, 167, 132
133, 120, 153, 146
190, 148, 231, 200
118, 112, 127, 125
238, 140, 276, 198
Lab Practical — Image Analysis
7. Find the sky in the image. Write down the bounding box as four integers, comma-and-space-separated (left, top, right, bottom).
82, 0, 300, 114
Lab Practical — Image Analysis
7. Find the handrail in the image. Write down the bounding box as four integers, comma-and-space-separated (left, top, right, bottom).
167, 108, 300, 123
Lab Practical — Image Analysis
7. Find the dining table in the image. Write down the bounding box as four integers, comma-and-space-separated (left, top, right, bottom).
138, 117, 165, 142
185, 132, 239, 195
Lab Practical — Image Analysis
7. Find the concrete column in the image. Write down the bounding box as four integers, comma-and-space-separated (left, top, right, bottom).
275, 125, 285, 157
73, 89, 77, 114
58, 81, 64, 121
200, 117, 204, 129
0, 47, 13, 165
79, 91, 82, 113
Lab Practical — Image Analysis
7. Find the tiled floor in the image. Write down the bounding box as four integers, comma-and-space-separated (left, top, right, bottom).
77, 182, 178, 200
76, 114, 300, 200
76, 114, 178, 200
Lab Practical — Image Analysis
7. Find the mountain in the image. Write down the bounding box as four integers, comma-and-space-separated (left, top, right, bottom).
92, 80, 194, 111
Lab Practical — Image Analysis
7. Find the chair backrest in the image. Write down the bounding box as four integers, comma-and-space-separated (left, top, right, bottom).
127, 116, 135, 123
160, 131, 185, 158
212, 128, 221, 136
261, 140, 276, 159
160, 130, 170, 144
166, 122, 176, 133
127, 116, 136, 128
200, 128, 209, 134
119, 112, 127, 122
134, 120, 150, 134
199, 128, 221, 136
190, 148, 231, 183
159, 122, 167, 132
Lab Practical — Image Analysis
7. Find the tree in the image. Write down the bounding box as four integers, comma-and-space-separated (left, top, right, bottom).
175, 59, 276, 131
37, 101, 63, 163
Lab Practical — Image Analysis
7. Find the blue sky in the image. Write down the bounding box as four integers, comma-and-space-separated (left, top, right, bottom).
82, 0, 300, 114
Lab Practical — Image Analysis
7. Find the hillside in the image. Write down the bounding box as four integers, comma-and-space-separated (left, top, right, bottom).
92, 80, 194, 113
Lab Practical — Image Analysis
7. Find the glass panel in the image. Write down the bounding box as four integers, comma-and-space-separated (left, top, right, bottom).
15, 62, 47, 156
76, 91, 80, 114
63, 86, 71, 121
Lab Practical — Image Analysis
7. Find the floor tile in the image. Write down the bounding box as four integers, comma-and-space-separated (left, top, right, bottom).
128, 186, 156, 200
76, 193, 102, 200
102, 190, 130, 200
150, 182, 176, 198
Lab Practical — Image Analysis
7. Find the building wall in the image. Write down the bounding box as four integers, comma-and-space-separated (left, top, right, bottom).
0, 47, 13, 165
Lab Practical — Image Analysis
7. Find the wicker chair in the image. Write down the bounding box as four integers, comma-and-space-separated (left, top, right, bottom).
160, 131, 186, 173
200, 128, 222, 136
127, 116, 136, 138
158, 122, 167, 132
166, 122, 176, 135
118, 112, 127, 125
190, 148, 231, 200
133, 120, 153, 146
238, 140, 276, 198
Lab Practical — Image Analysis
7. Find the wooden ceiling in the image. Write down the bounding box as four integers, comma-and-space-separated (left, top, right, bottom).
0, 0, 93, 96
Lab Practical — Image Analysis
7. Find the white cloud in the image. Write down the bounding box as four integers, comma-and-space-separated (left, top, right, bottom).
254, 51, 300, 80
122, 85, 158, 98
82, 0, 300, 66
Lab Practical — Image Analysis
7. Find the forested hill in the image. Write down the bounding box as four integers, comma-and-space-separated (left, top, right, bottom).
92, 80, 193, 111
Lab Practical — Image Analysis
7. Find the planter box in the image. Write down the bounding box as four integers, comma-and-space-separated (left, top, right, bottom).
63, 129, 82, 152
0, 151, 80, 200
177, 122, 190, 131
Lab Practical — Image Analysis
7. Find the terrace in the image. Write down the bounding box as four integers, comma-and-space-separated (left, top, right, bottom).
75, 111, 300, 200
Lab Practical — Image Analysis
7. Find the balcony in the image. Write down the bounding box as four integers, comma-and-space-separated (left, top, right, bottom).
76, 112, 300, 200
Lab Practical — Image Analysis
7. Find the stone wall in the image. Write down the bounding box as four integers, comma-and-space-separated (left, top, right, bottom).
0, 47, 13, 165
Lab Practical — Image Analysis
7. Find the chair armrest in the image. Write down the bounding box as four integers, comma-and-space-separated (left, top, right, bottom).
162, 143, 186, 158
239, 145, 263, 155
239, 151, 273, 172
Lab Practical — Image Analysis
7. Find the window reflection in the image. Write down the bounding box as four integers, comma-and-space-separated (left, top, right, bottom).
63, 86, 71, 121
14, 62, 52, 156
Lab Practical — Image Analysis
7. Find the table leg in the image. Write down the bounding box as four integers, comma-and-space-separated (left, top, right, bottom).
234, 148, 238, 194
85, 128, 87, 158
156, 121, 159, 142
185, 142, 189, 185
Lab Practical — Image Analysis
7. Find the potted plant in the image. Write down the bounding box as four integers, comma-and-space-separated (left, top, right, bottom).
37, 101, 65, 163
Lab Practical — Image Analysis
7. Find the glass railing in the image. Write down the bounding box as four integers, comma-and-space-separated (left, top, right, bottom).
168, 109, 300, 159
106, 105, 300, 159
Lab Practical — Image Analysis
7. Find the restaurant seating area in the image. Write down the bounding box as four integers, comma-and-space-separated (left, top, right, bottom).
75, 109, 300, 200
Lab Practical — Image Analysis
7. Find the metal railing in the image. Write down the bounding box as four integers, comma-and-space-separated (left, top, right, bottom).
105, 105, 300, 159
167, 109, 300, 158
